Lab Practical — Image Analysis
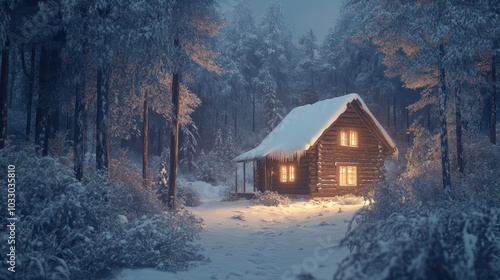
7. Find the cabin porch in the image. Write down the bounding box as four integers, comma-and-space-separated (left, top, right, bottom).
233, 160, 257, 198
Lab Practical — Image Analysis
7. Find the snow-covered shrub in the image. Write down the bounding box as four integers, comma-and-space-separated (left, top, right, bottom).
196, 128, 235, 185
330, 194, 364, 205
101, 210, 205, 272
16, 255, 70, 280
156, 163, 170, 205
332, 128, 500, 280
49, 130, 72, 160
108, 149, 161, 218
460, 134, 500, 206
400, 125, 444, 203
0, 145, 205, 280
253, 191, 291, 206
177, 180, 202, 207
109, 148, 143, 188
334, 201, 500, 280
221, 191, 240, 201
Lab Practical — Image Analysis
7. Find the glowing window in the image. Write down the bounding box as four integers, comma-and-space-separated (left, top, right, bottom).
340, 130, 358, 147
280, 164, 296, 183
339, 165, 357, 186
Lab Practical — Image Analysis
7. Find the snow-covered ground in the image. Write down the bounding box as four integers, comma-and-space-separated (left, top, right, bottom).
113, 181, 364, 280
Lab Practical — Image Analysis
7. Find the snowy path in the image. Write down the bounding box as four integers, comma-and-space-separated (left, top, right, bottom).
114, 183, 363, 280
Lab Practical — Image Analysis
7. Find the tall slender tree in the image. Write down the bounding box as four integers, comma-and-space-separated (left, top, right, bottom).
143, 89, 149, 187
164, 0, 222, 209
254, 1, 291, 133
74, 83, 85, 181
219, 2, 259, 135
345, 0, 488, 190
0, 39, 8, 148
168, 37, 181, 208
0, 1, 13, 148
20, 46, 35, 139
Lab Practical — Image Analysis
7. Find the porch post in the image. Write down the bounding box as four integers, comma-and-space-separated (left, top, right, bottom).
263, 159, 267, 191
253, 161, 256, 192
235, 162, 238, 193
243, 161, 246, 193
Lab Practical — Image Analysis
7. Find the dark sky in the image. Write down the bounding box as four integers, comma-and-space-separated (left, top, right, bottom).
218, 0, 342, 43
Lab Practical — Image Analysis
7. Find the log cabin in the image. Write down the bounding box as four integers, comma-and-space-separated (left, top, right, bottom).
234, 93, 397, 197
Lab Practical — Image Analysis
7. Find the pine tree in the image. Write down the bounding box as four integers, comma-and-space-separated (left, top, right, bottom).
180, 123, 199, 175
261, 70, 283, 133
345, 0, 490, 190
298, 29, 319, 90
254, 0, 291, 134
219, 2, 259, 135
165, 0, 222, 210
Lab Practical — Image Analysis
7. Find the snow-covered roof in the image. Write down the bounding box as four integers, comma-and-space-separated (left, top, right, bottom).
234, 93, 397, 162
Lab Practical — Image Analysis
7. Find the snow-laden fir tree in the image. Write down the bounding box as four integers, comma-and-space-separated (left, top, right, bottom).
297, 29, 319, 91
260, 70, 284, 133
254, 1, 291, 133
344, 0, 494, 190
219, 2, 259, 135
180, 123, 199, 176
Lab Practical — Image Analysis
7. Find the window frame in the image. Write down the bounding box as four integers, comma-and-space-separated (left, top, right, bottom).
279, 163, 297, 184
339, 129, 359, 147
336, 163, 359, 187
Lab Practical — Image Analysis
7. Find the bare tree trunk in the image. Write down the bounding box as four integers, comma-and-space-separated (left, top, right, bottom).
455, 86, 464, 176
143, 90, 149, 188
8, 50, 15, 110
439, 42, 451, 191
0, 43, 9, 148
96, 68, 109, 171
74, 83, 85, 181
35, 47, 50, 156
21, 47, 36, 139
167, 37, 181, 209
490, 43, 497, 145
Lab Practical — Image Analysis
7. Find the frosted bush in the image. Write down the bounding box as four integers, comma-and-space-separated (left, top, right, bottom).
253, 191, 291, 206
15, 255, 70, 280
49, 131, 72, 159
460, 134, 500, 206
334, 201, 500, 280
177, 180, 202, 207
108, 149, 161, 218
221, 191, 240, 201
332, 129, 500, 280
330, 194, 364, 205
400, 125, 443, 203
0, 145, 205, 280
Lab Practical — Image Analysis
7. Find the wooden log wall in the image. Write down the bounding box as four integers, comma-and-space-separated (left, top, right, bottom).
252, 101, 394, 197
309, 105, 390, 197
